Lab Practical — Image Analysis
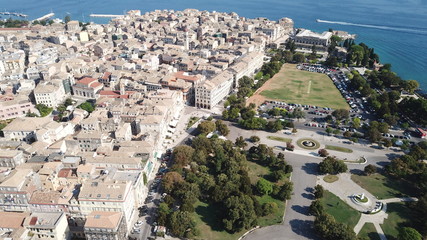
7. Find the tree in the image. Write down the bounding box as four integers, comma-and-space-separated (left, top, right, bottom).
404, 80, 419, 94
309, 44, 317, 60
64, 15, 71, 23
314, 185, 324, 199
223, 195, 258, 232
293, 53, 305, 63
364, 164, 377, 176
352, 118, 361, 129
332, 109, 349, 120
167, 210, 197, 238
256, 178, 273, 195
173, 145, 195, 167
343, 131, 352, 138
250, 135, 260, 143
215, 120, 230, 136
261, 202, 278, 216
398, 227, 422, 240
383, 138, 392, 149
235, 136, 247, 148
309, 200, 324, 216
238, 76, 254, 88
332, 129, 341, 136
318, 149, 329, 157
266, 120, 283, 132
157, 202, 171, 225
197, 120, 216, 135
162, 171, 184, 193
319, 156, 348, 175
275, 181, 293, 200
78, 101, 95, 113
326, 127, 333, 136
35, 104, 53, 117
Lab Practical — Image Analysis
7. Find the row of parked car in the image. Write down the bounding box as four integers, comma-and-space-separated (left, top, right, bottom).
297, 64, 336, 74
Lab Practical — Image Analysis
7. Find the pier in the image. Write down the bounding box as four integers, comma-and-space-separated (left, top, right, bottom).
33, 13, 54, 22
0, 12, 28, 18
89, 14, 124, 18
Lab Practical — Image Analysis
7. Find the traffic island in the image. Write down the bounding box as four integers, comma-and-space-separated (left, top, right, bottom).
297, 138, 320, 150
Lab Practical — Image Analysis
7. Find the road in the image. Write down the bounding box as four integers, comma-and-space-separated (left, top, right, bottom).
130, 103, 415, 240
244, 153, 319, 240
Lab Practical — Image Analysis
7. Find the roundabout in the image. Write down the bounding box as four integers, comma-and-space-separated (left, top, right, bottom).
296, 138, 320, 150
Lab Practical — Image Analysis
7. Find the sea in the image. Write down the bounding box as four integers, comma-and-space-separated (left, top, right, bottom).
2, 0, 427, 92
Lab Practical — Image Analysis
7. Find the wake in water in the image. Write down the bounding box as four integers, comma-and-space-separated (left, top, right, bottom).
317, 19, 427, 35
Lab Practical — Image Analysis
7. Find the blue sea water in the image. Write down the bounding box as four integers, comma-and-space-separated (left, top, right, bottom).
2, 0, 427, 92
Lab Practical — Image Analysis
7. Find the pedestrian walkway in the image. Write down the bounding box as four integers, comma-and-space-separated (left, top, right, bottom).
317, 173, 379, 212
318, 173, 418, 240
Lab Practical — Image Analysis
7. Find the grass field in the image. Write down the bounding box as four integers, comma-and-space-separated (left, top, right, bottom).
358, 223, 381, 240
325, 145, 354, 153
381, 203, 414, 240
351, 174, 416, 199
258, 64, 349, 109
267, 136, 292, 143
320, 190, 361, 228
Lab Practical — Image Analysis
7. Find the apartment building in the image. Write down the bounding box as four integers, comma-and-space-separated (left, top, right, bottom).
0, 97, 36, 121
24, 212, 70, 240
84, 211, 127, 240
34, 81, 67, 108
195, 71, 234, 109
0, 169, 39, 212
0, 149, 24, 168
78, 180, 135, 229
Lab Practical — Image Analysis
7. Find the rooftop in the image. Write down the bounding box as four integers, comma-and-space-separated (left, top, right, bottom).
85, 211, 122, 230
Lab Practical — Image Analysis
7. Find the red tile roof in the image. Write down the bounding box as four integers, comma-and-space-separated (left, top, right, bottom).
77, 77, 98, 86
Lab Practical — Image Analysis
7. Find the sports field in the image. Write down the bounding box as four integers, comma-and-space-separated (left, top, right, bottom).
248, 64, 349, 110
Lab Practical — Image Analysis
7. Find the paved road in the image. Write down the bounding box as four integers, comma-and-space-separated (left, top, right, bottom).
245, 153, 319, 240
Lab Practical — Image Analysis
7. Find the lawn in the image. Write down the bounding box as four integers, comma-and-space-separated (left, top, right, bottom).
193, 201, 245, 240
351, 174, 416, 199
186, 117, 200, 129
267, 136, 292, 143
381, 203, 414, 240
320, 190, 361, 228
259, 64, 349, 110
256, 195, 286, 226
246, 160, 270, 184
323, 175, 339, 183
325, 145, 353, 153
358, 222, 381, 240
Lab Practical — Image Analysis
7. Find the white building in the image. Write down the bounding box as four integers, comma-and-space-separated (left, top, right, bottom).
24, 212, 70, 240
195, 70, 234, 109
34, 81, 67, 108
78, 180, 135, 231
294, 29, 332, 52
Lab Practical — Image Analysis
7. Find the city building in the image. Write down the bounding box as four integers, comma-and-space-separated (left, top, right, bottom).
24, 212, 70, 240
294, 29, 332, 52
195, 70, 234, 109
34, 81, 67, 108
84, 211, 127, 240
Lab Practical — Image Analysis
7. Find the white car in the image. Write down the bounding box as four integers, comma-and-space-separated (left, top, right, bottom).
134, 221, 143, 228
